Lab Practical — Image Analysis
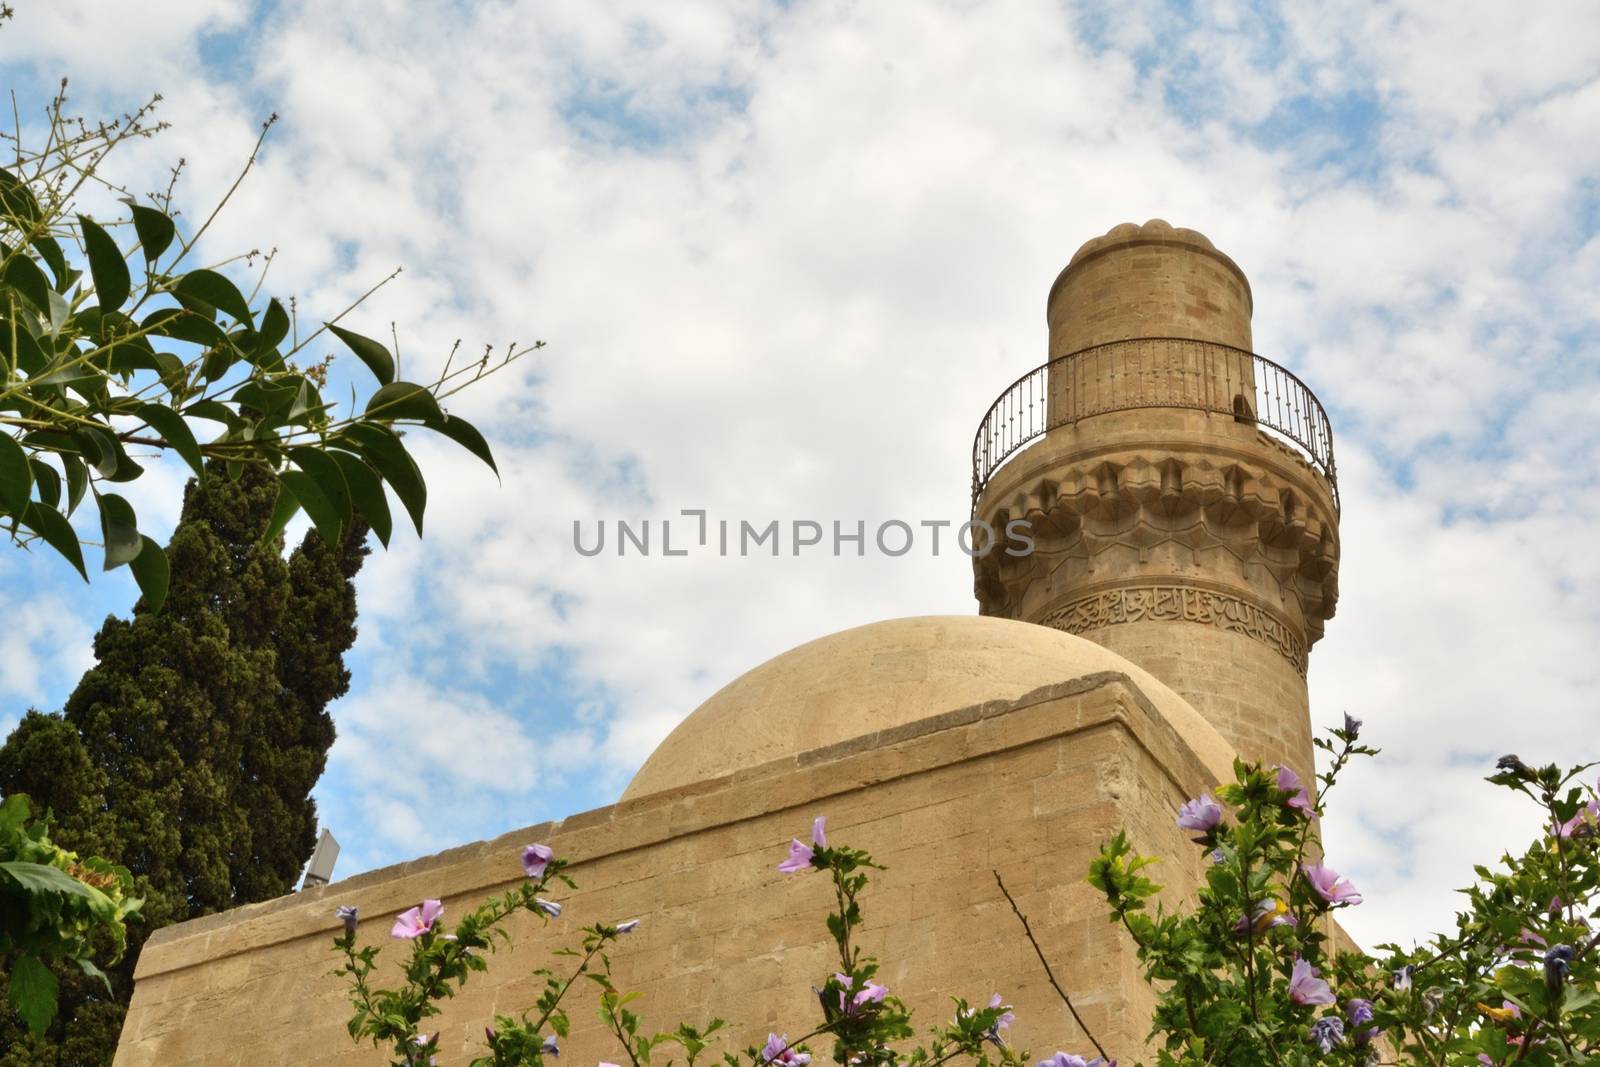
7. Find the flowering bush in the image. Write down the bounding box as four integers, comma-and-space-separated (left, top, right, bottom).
0, 793, 141, 1035
334, 816, 1036, 1067
1088, 718, 1600, 1066
334, 718, 1599, 1067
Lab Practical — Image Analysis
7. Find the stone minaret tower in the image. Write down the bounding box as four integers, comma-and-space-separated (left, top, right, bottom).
972, 220, 1340, 784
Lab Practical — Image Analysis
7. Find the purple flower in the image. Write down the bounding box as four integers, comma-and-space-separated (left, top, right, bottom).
391, 899, 444, 939
779, 817, 827, 873
988, 992, 1016, 1031
1303, 864, 1363, 907
408, 1034, 439, 1065
1234, 898, 1297, 934
614, 919, 640, 934
1545, 944, 1574, 990
1310, 1016, 1345, 1053
543, 1034, 561, 1056
486, 1027, 498, 1044
335, 905, 359, 935
1392, 965, 1415, 991
1343, 713, 1362, 740
1037, 1054, 1113, 1067
1289, 959, 1335, 1005
762, 1034, 811, 1067
536, 898, 563, 918
1275, 766, 1317, 820
1176, 794, 1223, 841
522, 843, 555, 878
1346, 999, 1378, 1044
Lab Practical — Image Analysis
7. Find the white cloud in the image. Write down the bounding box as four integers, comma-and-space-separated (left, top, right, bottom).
0, 591, 97, 719
4, 0, 1599, 955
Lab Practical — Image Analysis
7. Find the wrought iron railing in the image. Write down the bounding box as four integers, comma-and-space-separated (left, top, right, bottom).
971, 337, 1338, 511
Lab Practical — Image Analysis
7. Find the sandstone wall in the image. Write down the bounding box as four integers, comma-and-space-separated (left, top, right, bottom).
115, 673, 1224, 1067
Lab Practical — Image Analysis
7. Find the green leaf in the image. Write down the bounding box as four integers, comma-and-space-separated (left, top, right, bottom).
1, 246, 52, 313
8, 954, 59, 1037
329, 450, 391, 548
136, 403, 205, 480
141, 306, 228, 348
30, 234, 72, 290
341, 424, 426, 535
260, 480, 301, 547
73, 957, 114, 997
278, 470, 343, 549
0, 794, 29, 833
129, 536, 169, 612
328, 324, 396, 386
0, 431, 31, 515
286, 447, 351, 545
424, 413, 499, 477
28, 459, 60, 512
74, 426, 120, 479
257, 297, 290, 360
183, 400, 243, 430
364, 381, 441, 422
128, 203, 176, 261
0, 315, 48, 375
0, 167, 41, 222
20, 501, 86, 579
77, 214, 131, 313
0, 860, 99, 899
234, 378, 301, 420
97, 492, 142, 570
62, 454, 87, 517
173, 269, 253, 327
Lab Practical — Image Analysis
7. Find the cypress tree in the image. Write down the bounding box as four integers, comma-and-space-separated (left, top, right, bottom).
0, 463, 368, 1064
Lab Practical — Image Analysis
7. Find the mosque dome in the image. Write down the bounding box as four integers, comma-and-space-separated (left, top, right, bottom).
622, 615, 1234, 799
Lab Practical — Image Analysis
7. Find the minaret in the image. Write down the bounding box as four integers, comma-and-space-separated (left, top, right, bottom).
971, 220, 1340, 785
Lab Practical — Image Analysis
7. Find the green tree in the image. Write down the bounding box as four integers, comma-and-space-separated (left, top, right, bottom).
0, 462, 369, 1064
1, 84, 527, 599
0, 75, 531, 1038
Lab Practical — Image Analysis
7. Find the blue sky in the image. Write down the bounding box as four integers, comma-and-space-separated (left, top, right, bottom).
3, 0, 1599, 951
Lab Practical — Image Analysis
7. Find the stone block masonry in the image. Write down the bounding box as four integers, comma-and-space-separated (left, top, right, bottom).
115, 673, 1228, 1067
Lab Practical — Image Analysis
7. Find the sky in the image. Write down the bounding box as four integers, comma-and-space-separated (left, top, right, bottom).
2, 0, 1599, 954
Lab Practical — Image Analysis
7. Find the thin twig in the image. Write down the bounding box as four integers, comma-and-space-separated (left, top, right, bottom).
993, 870, 1110, 1062
168, 112, 277, 271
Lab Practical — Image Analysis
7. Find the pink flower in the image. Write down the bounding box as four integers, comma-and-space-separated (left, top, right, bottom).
1303, 864, 1362, 906
391, 899, 444, 939
1275, 767, 1317, 820
761, 1034, 811, 1066
1176, 794, 1223, 841
1554, 798, 1598, 839
1289, 959, 1335, 1005
835, 972, 888, 1014
778, 816, 827, 873
522, 843, 555, 878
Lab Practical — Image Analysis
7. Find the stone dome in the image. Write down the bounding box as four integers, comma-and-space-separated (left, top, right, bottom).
622, 615, 1234, 799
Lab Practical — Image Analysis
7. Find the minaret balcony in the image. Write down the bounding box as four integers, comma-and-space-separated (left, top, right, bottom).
972, 336, 1338, 513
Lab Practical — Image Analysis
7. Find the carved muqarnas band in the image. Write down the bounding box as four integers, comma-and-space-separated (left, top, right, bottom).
1040, 585, 1307, 676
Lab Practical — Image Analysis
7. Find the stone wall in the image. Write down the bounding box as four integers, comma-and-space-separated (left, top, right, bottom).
114, 673, 1227, 1067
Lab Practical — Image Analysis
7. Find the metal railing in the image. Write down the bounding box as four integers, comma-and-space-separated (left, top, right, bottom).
971, 337, 1338, 511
